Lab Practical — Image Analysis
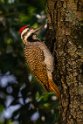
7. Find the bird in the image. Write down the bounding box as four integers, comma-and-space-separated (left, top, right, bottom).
19, 25, 60, 98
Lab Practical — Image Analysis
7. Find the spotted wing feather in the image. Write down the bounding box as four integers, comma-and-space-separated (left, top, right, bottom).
24, 44, 49, 89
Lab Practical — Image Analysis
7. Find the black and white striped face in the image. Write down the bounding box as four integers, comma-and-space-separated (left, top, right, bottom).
21, 27, 36, 41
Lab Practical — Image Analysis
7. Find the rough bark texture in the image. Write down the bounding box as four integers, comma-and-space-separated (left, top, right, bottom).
47, 0, 83, 124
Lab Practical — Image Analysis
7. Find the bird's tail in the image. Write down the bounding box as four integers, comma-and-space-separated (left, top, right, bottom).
48, 78, 60, 98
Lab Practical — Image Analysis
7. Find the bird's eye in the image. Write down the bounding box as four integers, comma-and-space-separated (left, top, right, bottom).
22, 29, 29, 37
27, 28, 30, 31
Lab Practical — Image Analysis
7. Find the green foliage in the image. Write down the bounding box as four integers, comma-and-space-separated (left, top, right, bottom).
0, 0, 60, 124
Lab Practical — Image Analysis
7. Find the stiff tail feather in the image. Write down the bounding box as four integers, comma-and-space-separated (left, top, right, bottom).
48, 79, 60, 98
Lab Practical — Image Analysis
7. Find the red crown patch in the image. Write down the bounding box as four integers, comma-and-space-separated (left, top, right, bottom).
19, 25, 28, 34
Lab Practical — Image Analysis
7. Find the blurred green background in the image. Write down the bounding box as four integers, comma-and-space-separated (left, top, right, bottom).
0, 0, 59, 124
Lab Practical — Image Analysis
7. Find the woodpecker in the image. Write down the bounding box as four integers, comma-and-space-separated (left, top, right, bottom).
19, 25, 60, 98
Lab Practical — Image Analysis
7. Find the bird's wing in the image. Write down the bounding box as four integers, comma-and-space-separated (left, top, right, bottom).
24, 44, 49, 89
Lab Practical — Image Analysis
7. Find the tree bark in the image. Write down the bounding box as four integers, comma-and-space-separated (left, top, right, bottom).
47, 0, 83, 124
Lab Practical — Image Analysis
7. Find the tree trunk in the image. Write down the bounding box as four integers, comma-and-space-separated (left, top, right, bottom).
47, 0, 83, 124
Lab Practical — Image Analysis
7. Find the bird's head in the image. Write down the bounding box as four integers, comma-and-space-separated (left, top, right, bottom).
19, 25, 40, 41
